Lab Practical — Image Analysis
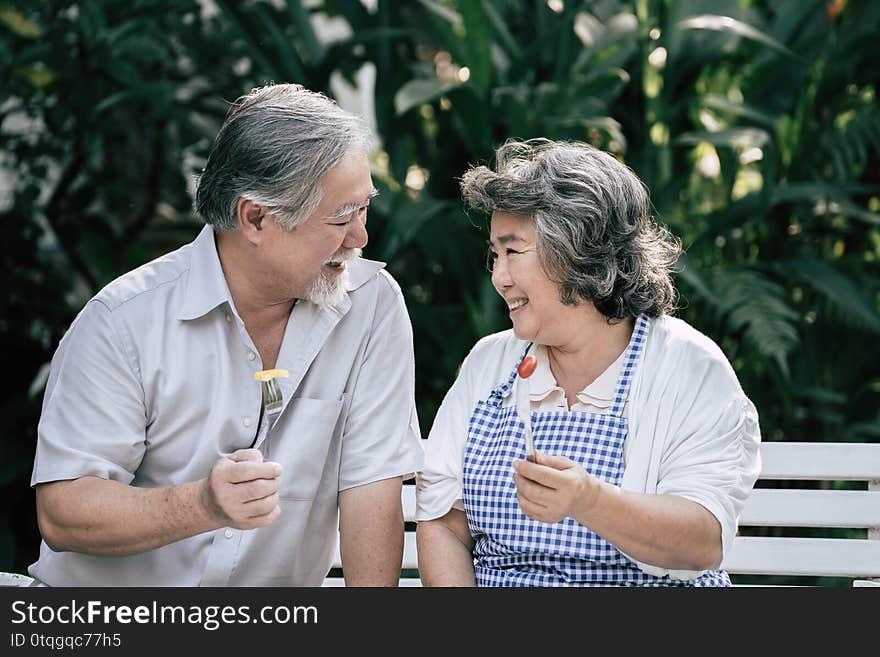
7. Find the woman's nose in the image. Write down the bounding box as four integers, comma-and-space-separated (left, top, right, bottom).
491, 257, 512, 290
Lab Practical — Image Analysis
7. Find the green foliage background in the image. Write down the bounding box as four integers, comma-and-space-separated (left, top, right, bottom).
1, 0, 878, 585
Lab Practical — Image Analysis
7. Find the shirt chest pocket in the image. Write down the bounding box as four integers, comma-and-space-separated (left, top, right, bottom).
265, 396, 345, 501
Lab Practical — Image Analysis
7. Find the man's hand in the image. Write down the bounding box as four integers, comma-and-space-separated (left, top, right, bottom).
201, 448, 283, 529
512, 452, 602, 524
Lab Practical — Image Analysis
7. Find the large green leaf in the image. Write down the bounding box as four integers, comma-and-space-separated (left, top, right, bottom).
253, 2, 307, 82
375, 195, 451, 262
675, 128, 771, 149
675, 14, 799, 59
0, 7, 42, 38
550, 115, 627, 150
711, 268, 800, 380
698, 94, 778, 129
462, 275, 506, 340
394, 78, 458, 115
415, 0, 467, 66
779, 260, 880, 333
458, 0, 491, 90
771, 183, 880, 205
673, 252, 714, 302
480, 0, 521, 61
214, 0, 282, 82
286, 0, 324, 65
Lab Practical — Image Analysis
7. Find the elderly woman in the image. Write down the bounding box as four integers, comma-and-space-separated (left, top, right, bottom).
415, 139, 761, 587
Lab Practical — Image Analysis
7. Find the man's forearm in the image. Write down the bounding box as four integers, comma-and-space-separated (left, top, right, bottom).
36, 476, 220, 556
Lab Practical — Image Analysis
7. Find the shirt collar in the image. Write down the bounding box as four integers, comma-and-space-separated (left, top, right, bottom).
575, 348, 626, 408
177, 224, 387, 321
528, 343, 625, 407
529, 344, 560, 401
344, 257, 386, 292
177, 225, 233, 321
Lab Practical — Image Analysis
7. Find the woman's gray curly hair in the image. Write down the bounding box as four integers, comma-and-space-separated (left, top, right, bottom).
460, 138, 681, 320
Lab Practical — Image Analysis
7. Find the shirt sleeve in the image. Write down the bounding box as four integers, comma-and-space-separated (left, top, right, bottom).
415, 344, 485, 521
656, 393, 761, 562
337, 272, 424, 491
32, 300, 147, 486
641, 350, 762, 579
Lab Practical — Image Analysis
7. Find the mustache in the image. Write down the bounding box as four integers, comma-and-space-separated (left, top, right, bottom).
324, 247, 362, 264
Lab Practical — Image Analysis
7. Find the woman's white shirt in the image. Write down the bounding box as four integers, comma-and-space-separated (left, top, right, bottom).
415, 315, 762, 580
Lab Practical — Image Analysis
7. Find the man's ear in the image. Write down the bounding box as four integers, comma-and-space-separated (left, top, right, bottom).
236, 197, 266, 244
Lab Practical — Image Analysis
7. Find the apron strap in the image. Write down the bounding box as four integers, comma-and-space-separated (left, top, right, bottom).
609, 314, 651, 417
487, 342, 534, 406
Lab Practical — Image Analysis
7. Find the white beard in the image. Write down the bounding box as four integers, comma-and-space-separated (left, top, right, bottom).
304, 268, 349, 309
304, 248, 362, 309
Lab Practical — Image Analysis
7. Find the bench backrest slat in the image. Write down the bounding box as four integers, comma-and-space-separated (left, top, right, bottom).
740, 489, 880, 528
758, 442, 880, 480
722, 536, 880, 577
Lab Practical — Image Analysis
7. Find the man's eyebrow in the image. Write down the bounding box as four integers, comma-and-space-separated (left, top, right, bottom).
325, 187, 379, 220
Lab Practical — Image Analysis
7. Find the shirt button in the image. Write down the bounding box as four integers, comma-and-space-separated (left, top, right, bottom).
247, 351, 256, 361
225, 314, 232, 323
224, 529, 233, 539
242, 417, 252, 428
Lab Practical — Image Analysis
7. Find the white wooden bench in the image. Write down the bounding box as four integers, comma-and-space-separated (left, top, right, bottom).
325, 441, 880, 586
3, 441, 876, 587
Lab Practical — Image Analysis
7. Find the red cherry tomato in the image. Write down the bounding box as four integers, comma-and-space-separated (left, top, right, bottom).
517, 355, 537, 379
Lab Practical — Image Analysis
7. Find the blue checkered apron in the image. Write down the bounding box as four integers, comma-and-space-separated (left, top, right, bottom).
461, 315, 730, 587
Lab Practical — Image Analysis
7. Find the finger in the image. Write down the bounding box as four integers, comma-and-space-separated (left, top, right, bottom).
516, 494, 545, 519
236, 477, 281, 503
513, 458, 564, 490
230, 448, 265, 463
513, 473, 549, 507
513, 453, 579, 488
517, 492, 559, 524
512, 456, 549, 481
257, 505, 283, 525
534, 452, 577, 470
225, 460, 283, 484
243, 504, 282, 529
243, 492, 280, 517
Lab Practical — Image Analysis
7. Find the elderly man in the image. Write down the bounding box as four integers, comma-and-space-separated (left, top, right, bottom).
29, 83, 424, 586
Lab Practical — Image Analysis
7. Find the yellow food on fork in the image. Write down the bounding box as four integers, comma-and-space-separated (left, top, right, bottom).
254, 369, 289, 382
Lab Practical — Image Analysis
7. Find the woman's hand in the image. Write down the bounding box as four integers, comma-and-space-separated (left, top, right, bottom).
512, 452, 602, 523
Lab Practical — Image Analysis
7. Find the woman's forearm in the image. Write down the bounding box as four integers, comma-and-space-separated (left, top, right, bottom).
417, 514, 476, 586
573, 483, 723, 571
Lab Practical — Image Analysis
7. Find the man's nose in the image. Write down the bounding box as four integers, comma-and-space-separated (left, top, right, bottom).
344, 214, 368, 249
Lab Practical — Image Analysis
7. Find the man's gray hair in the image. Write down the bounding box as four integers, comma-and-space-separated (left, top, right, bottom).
195, 83, 371, 230
461, 138, 681, 320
